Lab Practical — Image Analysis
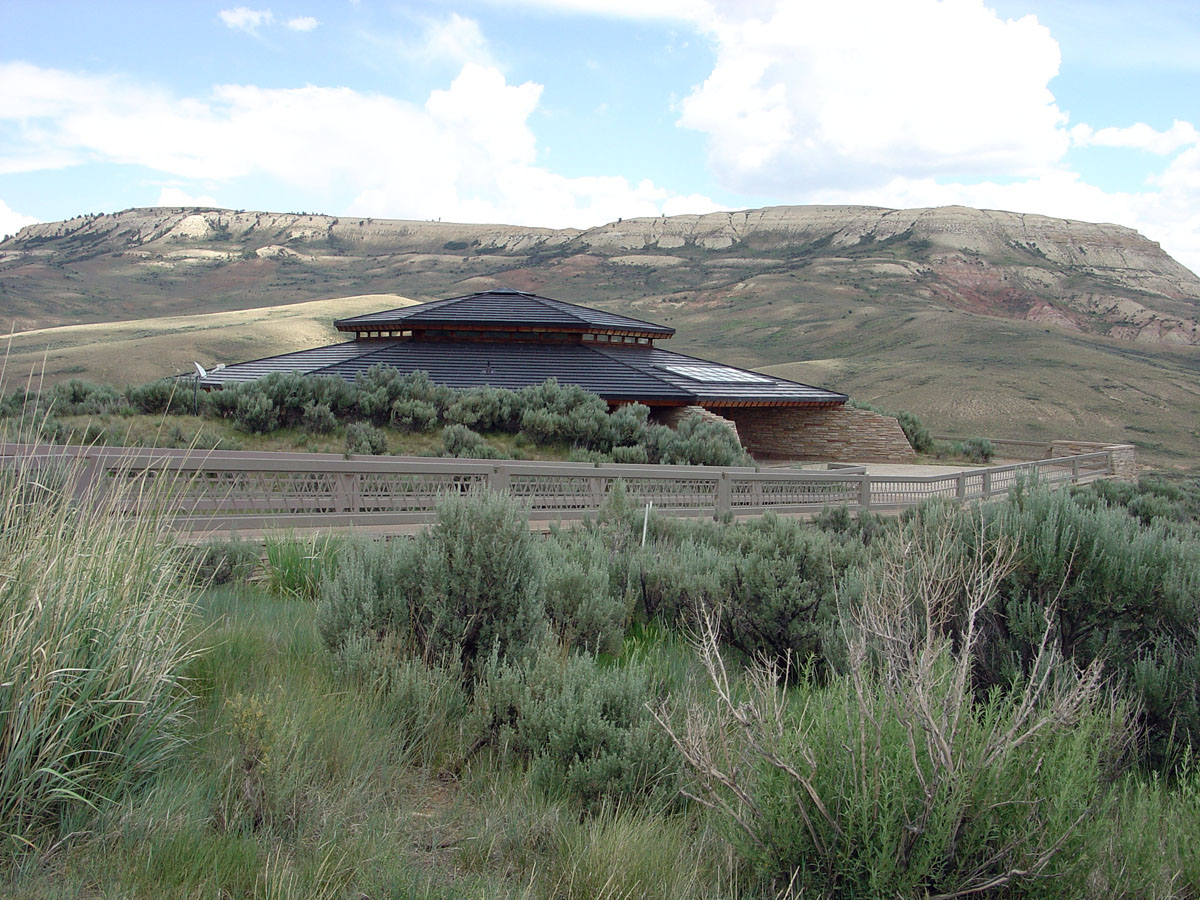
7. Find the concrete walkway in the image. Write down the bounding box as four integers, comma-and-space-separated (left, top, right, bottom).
758, 460, 1016, 477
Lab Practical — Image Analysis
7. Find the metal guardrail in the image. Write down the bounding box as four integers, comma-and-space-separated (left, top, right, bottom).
1, 442, 1117, 536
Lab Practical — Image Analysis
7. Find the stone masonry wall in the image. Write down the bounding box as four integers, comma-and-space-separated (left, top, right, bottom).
726, 405, 916, 462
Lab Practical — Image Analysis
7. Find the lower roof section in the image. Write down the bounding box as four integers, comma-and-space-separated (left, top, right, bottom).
199, 339, 847, 407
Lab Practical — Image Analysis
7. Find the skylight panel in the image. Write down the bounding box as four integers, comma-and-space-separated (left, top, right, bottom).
662, 364, 772, 383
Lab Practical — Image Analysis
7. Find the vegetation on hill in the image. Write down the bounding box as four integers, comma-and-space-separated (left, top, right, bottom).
4, 466, 1198, 898
1, 370, 752, 467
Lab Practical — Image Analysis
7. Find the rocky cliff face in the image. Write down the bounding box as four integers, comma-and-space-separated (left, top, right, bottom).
3, 204, 1199, 343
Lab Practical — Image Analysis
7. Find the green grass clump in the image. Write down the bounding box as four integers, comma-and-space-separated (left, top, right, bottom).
0, 448, 195, 855
263, 533, 341, 601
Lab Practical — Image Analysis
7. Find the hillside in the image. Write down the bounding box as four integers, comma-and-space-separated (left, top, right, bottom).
2, 205, 1199, 466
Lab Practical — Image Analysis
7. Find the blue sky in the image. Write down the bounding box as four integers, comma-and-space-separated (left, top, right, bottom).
3, 0, 1200, 273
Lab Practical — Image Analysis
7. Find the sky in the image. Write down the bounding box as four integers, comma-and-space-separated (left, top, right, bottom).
2, 0, 1200, 273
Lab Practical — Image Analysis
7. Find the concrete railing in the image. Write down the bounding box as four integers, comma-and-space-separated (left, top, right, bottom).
1, 442, 1121, 536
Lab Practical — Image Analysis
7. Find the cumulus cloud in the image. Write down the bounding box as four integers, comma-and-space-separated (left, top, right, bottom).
285, 16, 319, 32
0, 198, 38, 240
1072, 120, 1200, 155
218, 7, 274, 34
0, 61, 713, 231
677, 0, 1068, 193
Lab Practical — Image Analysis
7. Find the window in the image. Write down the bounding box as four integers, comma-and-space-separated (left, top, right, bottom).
662, 364, 772, 384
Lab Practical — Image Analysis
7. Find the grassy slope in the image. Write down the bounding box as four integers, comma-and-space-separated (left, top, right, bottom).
1, 293, 416, 385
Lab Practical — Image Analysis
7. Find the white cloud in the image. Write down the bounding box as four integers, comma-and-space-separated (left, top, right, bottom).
285, 16, 319, 32
0, 62, 712, 232
156, 187, 220, 208
677, 0, 1068, 193
1072, 120, 1200, 155
0, 198, 38, 240
361, 13, 494, 68
218, 7, 274, 34
421, 13, 491, 65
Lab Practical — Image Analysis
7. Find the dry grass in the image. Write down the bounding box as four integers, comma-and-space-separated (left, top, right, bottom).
1, 293, 416, 386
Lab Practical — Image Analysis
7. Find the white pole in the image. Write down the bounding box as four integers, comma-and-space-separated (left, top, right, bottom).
642, 501, 652, 546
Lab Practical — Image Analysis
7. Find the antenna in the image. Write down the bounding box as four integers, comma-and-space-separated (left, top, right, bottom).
192, 362, 224, 414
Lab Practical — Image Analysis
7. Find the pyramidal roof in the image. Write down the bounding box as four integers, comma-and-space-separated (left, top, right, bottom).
334, 288, 675, 337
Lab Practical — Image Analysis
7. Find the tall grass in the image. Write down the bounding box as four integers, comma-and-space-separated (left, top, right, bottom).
0, 439, 196, 854
263, 533, 340, 601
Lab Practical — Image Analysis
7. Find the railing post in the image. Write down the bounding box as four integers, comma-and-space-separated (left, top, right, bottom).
490, 463, 511, 496
1072, 456, 1080, 481
956, 472, 966, 501
716, 471, 731, 520
72, 446, 102, 505
982, 469, 992, 498
335, 472, 356, 513
859, 475, 871, 511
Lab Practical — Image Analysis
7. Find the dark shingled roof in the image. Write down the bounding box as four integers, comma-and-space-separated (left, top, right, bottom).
201, 338, 846, 406
334, 288, 675, 337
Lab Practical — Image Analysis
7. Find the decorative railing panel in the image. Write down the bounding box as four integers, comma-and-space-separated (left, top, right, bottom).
0, 443, 1120, 535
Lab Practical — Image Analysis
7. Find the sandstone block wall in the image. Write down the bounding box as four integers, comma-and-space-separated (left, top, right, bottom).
725, 405, 916, 462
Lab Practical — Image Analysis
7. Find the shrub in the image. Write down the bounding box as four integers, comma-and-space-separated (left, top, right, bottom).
319, 492, 546, 682
444, 386, 522, 433
344, 422, 389, 456
0, 448, 195, 852
441, 423, 500, 459
659, 513, 1128, 898
46, 378, 127, 415
307, 374, 358, 418
718, 514, 843, 672
517, 379, 612, 449
978, 484, 1200, 768
409, 490, 546, 680
610, 444, 649, 464
317, 537, 420, 657
126, 378, 187, 415
647, 414, 749, 467
540, 528, 630, 656
356, 367, 451, 427
257, 371, 315, 428
301, 400, 337, 434
391, 398, 438, 432
471, 638, 678, 808
961, 435, 994, 463
894, 408, 932, 453
231, 385, 278, 434
607, 403, 651, 448
636, 537, 732, 626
